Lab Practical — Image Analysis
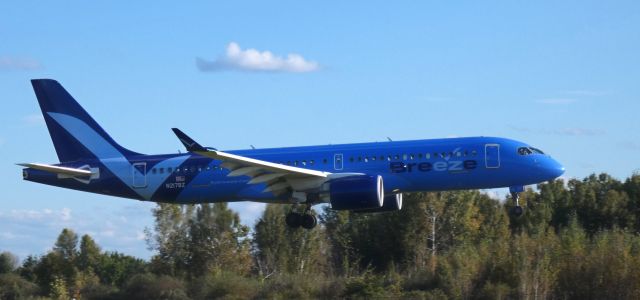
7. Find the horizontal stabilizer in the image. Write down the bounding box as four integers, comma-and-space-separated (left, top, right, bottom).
17, 163, 92, 177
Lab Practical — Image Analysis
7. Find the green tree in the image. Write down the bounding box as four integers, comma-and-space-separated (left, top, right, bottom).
0, 273, 40, 300
49, 275, 69, 300
186, 203, 252, 277
570, 173, 634, 234
147, 203, 252, 278
53, 228, 79, 262
0, 251, 19, 274
253, 204, 326, 276
94, 251, 147, 287
146, 203, 193, 277
77, 234, 101, 272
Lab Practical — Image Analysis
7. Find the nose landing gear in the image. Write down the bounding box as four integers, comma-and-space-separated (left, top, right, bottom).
509, 186, 525, 217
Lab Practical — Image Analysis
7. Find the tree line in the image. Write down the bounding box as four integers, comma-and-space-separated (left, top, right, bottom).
1, 172, 640, 299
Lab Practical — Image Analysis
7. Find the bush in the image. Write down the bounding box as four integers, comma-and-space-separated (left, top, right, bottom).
121, 273, 189, 300
0, 273, 40, 300
188, 271, 259, 300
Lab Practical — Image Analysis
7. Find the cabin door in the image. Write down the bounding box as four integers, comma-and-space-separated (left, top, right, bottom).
132, 162, 147, 188
334, 154, 344, 170
485, 144, 500, 168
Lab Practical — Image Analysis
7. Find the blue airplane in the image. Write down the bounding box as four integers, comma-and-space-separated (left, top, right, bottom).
19, 79, 565, 229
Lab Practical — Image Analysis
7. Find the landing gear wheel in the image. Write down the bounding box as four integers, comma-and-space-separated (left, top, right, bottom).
301, 214, 317, 229
285, 212, 301, 228
510, 205, 524, 217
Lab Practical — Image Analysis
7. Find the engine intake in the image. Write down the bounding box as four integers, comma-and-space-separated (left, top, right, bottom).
329, 175, 384, 210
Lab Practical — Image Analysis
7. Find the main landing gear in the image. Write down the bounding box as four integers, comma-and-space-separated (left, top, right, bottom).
509, 186, 524, 217
285, 205, 317, 229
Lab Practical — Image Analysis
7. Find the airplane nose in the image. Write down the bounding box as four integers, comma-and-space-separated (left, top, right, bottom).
547, 159, 565, 179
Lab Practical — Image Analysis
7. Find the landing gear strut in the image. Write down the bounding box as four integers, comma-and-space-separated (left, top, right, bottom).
285, 205, 317, 229
509, 186, 524, 217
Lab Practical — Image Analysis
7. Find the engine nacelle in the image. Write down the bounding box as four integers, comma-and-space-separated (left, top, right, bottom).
354, 193, 403, 213
329, 175, 384, 210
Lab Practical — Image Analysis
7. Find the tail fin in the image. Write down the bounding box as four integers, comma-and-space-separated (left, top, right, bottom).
31, 79, 141, 162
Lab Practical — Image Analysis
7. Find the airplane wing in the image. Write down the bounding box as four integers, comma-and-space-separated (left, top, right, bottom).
17, 163, 92, 177
172, 128, 331, 194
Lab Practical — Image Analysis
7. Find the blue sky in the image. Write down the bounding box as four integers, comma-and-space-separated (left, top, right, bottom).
1, 1, 639, 260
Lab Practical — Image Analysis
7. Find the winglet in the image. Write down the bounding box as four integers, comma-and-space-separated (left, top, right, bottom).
171, 128, 207, 152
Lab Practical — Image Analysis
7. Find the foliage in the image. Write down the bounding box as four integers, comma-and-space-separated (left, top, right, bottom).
0, 273, 40, 300
0, 252, 19, 274
6, 172, 640, 299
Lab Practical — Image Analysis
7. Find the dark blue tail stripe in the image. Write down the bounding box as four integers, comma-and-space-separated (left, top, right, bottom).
31, 79, 141, 162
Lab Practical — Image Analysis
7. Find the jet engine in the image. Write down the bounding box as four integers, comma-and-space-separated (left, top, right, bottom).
329, 175, 384, 210
354, 193, 403, 213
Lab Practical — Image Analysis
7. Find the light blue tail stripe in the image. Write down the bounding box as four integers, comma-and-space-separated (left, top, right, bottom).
48, 112, 189, 200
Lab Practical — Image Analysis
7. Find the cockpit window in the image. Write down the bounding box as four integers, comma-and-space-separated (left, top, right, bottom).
518, 147, 545, 155
518, 147, 532, 155
530, 147, 545, 154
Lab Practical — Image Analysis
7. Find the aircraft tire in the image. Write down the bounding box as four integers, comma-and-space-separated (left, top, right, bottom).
301, 214, 317, 229
285, 212, 302, 228
511, 206, 524, 217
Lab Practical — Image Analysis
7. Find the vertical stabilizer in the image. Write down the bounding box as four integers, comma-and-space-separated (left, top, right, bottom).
31, 79, 141, 162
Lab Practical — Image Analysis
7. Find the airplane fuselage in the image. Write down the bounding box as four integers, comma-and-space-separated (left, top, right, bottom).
24, 136, 564, 204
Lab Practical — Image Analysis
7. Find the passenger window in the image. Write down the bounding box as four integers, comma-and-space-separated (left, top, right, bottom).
302, 160, 307, 166
409, 154, 414, 160
350, 157, 354, 162
159, 168, 164, 174
152, 168, 157, 174
456, 152, 461, 157
471, 150, 477, 156
168, 167, 173, 173
425, 153, 431, 159
418, 153, 423, 159
464, 150, 468, 157
310, 160, 315, 165
371, 156, 376, 161
394, 155, 400, 160
387, 155, 392, 161
403, 154, 407, 160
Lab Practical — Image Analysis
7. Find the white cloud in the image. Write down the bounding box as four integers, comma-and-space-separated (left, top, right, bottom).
620, 141, 640, 151
228, 202, 266, 226
60, 208, 72, 221
197, 42, 319, 73
2, 208, 73, 223
23, 113, 45, 126
536, 98, 577, 105
0, 56, 42, 70
509, 125, 604, 136
551, 128, 604, 136
562, 90, 608, 97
